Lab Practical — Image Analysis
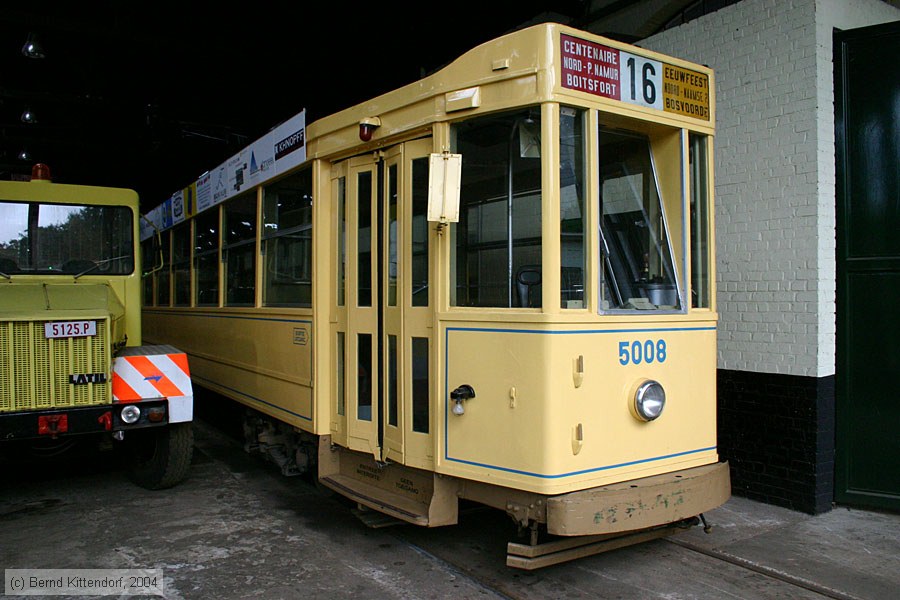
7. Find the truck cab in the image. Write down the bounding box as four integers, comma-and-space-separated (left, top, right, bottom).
0, 164, 193, 489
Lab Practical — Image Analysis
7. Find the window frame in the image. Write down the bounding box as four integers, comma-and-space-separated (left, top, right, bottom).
596, 122, 687, 315
222, 191, 258, 307
193, 206, 221, 307
261, 168, 314, 308
449, 107, 544, 309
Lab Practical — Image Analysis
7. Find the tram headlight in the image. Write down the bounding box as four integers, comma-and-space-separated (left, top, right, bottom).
633, 380, 666, 422
120, 404, 141, 425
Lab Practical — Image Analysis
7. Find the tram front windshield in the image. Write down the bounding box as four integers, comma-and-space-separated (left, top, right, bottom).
598, 129, 681, 312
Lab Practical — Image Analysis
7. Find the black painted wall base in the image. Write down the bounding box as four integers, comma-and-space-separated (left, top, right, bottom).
717, 369, 835, 515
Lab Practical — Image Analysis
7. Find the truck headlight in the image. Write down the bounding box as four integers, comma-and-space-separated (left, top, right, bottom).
634, 380, 665, 421
120, 405, 141, 424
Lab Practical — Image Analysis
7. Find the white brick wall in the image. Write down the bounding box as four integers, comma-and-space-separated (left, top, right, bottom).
640, 0, 899, 377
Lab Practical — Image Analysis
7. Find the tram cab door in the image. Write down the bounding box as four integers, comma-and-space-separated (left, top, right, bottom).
335, 139, 435, 470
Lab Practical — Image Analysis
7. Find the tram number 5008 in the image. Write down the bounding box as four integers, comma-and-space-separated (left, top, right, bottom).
618, 340, 667, 365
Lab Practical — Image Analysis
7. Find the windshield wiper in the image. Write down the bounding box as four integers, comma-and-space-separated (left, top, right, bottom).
73, 255, 132, 279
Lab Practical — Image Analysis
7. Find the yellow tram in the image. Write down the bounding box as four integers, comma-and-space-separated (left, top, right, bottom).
142, 23, 729, 568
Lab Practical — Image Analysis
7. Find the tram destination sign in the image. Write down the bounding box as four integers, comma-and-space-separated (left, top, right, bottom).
560, 34, 710, 121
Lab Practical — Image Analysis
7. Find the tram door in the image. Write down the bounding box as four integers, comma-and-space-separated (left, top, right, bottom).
334, 139, 435, 469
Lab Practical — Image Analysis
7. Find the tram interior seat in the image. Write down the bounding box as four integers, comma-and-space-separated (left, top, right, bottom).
516, 265, 542, 308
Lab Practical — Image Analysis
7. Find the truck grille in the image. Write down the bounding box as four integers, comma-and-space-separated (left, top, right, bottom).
0, 319, 111, 412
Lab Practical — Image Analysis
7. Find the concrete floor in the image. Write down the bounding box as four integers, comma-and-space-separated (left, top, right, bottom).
2, 402, 898, 599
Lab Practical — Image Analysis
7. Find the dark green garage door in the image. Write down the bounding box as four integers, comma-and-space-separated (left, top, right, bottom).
835, 20, 900, 511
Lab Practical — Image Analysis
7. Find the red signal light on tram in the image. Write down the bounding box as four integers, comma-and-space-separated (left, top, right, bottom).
358, 117, 381, 142
31, 163, 52, 181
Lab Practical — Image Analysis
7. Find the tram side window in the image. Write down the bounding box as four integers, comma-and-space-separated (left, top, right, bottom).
598, 128, 681, 312
411, 158, 429, 307
337, 176, 347, 307
263, 169, 313, 307
172, 222, 191, 306
690, 133, 711, 309
155, 230, 171, 307
224, 193, 257, 306
357, 172, 373, 307
560, 107, 587, 309
451, 109, 542, 308
194, 208, 219, 306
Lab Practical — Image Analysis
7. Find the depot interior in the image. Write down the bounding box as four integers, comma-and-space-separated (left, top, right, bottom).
1, 0, 899, 514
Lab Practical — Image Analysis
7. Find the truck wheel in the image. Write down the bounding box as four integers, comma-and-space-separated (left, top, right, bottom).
127, 423, 194, 490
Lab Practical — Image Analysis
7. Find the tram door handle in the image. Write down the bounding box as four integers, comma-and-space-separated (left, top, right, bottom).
450, 384, 476, 416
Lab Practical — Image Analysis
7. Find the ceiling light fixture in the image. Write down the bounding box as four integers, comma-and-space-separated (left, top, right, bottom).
17, 148, 32, 161
21, 108, 37, 124
21, 32, 46, 59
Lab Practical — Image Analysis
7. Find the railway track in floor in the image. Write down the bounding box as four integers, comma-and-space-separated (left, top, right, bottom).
383, 516, 864, 600
664, 537, 864, 600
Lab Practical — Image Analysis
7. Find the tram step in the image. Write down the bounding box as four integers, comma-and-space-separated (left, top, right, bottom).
351, 506, 408, 528
320, 474, 431, 526
316, 439, 459, 528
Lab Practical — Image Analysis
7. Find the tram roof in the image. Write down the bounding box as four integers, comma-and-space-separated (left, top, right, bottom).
141, 22, 713, 240
308, 22, 714, 155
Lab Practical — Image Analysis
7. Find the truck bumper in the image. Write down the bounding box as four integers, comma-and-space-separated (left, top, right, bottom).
166, 395, 193, 423
0, 400, 173, 441
547, 461, 731, 536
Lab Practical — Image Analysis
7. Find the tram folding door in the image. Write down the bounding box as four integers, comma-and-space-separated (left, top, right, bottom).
332, 139, 435, 470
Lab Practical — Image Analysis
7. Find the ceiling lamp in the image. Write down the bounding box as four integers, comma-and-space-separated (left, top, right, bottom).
21, 32, 46, 59
21, 107, 37, 124
17, 148, 33, 161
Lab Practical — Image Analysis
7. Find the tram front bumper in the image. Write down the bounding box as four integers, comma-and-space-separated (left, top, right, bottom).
547, 461, 730, 536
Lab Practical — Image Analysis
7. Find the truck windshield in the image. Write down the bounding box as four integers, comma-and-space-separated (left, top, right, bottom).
0, 200, 134, 275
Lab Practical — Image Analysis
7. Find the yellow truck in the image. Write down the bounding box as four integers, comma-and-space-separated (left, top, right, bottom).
0, 164, 193, 489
